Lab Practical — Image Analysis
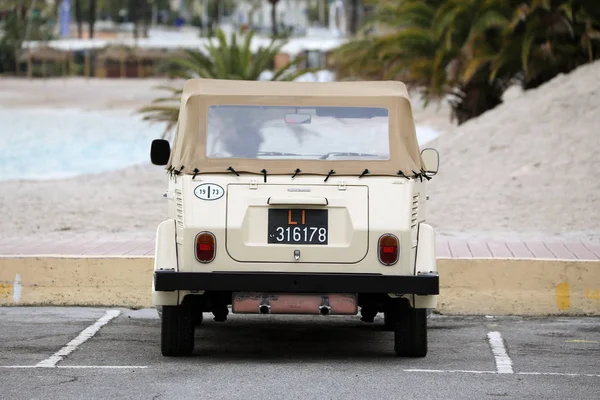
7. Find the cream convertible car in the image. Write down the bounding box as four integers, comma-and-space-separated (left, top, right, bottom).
150, 79, 440, 357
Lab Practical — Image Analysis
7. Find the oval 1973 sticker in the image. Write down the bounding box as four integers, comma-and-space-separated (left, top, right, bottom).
194, 183, 224, 201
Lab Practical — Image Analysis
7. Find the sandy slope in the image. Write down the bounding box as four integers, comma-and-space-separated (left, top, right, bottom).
427, 60, 600, 243
1, 66, 598, 243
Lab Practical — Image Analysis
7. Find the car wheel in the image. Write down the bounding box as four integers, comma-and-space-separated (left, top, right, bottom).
393, 298, 427, 357
193, 312, 204, 327
383, 309, 395, 331
161, 305, 195, 357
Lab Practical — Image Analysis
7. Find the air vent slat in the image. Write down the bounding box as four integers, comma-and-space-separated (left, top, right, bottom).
411, 193, 420, 229
175, 189, 184, 227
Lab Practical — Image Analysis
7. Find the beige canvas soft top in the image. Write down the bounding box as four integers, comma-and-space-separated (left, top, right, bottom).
167, 78, 424, 178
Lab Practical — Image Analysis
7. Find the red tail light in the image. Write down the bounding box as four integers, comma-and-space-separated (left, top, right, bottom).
195, 232, 216, 263
378, 234, 399, 265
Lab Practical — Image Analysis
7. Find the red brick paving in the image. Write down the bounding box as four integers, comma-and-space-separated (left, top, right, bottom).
436, 241, 452, 258
543, 241, 577, 259
446, 239, 472, 258
523, 241, 555, 259
505, 241, 534, 258
564, 242, 597, 260
0, 238, 597, 260
466, 241, 492, 258
486, 241, 514, 258
580, 242, 600, 259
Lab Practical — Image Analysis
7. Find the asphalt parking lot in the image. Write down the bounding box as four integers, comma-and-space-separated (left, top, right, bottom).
0, 308, 599, 399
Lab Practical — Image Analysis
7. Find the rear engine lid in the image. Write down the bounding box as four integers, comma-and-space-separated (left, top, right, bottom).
226, 184, 368, 264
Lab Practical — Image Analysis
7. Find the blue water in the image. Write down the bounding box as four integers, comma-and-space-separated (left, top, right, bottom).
0, 108, 165, 181
0, 108, 440, 181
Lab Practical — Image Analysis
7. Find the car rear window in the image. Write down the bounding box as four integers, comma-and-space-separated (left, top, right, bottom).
205, 105, 390, 160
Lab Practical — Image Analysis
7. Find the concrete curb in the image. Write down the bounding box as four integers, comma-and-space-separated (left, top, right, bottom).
1, 257, 599, 315
437, 258, 600, 315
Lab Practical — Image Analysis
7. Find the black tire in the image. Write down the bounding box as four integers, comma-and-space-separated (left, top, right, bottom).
161, 305, 195, 357
383, 310, 395, 331
193, 312, 204, 327
393, 299, 427, 357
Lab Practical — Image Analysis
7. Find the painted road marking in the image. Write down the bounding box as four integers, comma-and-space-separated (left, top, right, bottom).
403, 369, 600, 378
1, 366, 598, 377
0, 366, 148, 369
405, 369, 496, 374
54, 366, 149, 369
35, 309, 121, 368
565, 339, 599, 343
487, 331, 514, 374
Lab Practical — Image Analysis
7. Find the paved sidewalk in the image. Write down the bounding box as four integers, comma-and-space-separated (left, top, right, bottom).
0, 238, 598, 260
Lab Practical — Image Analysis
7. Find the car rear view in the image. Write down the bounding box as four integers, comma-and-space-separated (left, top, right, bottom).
151, 79, 440, 358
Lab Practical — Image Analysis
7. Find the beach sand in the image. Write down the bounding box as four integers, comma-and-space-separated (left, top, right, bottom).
426, 60, 600, 243
1, 64, 598, 244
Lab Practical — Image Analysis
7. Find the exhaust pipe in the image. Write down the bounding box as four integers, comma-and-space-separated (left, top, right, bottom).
319, 305, 331, 315
319, 296, 331, 316
259, 305, 271, 314
259, 295, 271, 314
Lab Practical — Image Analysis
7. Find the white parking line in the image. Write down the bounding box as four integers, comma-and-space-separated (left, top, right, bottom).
403, 369, 600, 378
517, 372, 600, 378
55, 366, 149, 369
487, 331, 514, 374
404, 369, 497, 374
2, 367, 598, 377
0, 366, 148, 369
35, 309, 121, 368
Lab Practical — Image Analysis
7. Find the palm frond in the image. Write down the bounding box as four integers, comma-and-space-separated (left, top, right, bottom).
138, 28, 312, 135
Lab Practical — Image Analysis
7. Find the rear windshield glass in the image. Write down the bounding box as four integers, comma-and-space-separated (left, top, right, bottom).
205, 105, 390, 160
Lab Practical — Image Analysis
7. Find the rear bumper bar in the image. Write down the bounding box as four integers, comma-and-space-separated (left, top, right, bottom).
154, 271, 439, 295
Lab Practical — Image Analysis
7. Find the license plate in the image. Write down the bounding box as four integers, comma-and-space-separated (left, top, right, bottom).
268, 209, 328, 244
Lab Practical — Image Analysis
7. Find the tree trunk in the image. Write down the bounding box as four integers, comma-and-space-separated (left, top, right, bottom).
18, 5, 28, 20
74, 0, 83, 39
141, 0, 150, 38
88, 0, 97, 39
128, 0, 139, 39
270, 0, 278, 37
450, 71, 505, 125
349, 0, 359, 35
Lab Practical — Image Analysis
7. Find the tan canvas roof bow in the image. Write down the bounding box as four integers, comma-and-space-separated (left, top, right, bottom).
167, 78, 424, 178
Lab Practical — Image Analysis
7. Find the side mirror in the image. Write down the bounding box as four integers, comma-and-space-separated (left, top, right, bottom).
421, 148, 439, 176
150, 139, 171, 166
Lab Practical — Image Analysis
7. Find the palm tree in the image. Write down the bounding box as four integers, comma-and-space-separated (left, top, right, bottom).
74, 0, 83, 38
490, 0, 600, 90
428, 0, 513, 123
333, 0, 600, 124
0, 1, 55, 73
333, 0, 511, 122
333, 1, 447, 95
138, 29, 312, 138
